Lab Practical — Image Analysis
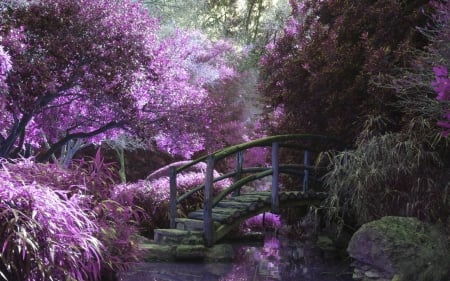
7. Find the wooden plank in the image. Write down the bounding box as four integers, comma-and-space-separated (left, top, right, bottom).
189, 211, 230, 224
229, 195, 268, 203
248, 201, 266, 211
279, 192, 289, 201
216, 200, 252, 209
244, 191, 271, 196
212, 207, 243, 216
288, 192, 298, 199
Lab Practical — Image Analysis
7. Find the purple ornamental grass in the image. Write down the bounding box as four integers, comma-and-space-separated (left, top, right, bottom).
0, 166, 102, 281
0, 157, 142, 279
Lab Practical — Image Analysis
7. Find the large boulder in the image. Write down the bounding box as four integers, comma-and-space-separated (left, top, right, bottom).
347, 216, 450, 281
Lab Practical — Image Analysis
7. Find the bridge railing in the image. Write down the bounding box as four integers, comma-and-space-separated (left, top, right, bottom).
169, 134, 344, 246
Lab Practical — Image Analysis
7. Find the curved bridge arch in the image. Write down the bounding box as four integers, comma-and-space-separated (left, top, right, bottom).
187, 190, 327, 244
167, 134, 345, 246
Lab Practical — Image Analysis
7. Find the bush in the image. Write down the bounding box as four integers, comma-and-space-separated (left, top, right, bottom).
0, 156, 142, 279
322, 132, 448, 228
0, 160, 102, 281
259, 0, 433, 144
113, 162, 230, 237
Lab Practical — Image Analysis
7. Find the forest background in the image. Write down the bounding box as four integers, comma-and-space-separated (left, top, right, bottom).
0, 0, 449, 280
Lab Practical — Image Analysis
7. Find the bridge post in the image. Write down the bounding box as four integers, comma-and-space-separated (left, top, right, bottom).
169, 166, 177, 229
204, 155, 215, 247
233, 151, 243, 197
303, 150, 309, 192
271, 142, 279, 213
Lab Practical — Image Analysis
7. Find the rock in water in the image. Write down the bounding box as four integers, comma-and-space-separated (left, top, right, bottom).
347, 216, 450, 281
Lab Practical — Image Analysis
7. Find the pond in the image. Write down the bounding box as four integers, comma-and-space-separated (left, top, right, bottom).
119, 233, 353, 281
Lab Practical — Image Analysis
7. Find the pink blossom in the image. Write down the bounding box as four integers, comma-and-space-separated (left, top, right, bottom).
284, 17, 299, 37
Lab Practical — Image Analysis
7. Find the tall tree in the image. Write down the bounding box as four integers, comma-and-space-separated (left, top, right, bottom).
0, 0, 238, 161
145, 0, 290, 63
260, 0, 433, 144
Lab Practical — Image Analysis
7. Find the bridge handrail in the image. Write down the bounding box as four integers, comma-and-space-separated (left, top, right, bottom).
210, 165, 322, 207
176, 164, 324, 204
174, 134, 343, 174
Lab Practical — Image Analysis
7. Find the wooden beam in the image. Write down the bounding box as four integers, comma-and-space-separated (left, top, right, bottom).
271, 142, 279, 213
203, 155, 215, 247
169, 166, 177, 229
303, 150, 309, 192
233, 151, 244, 196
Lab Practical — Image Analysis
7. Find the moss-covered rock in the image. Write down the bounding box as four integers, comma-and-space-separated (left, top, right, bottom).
347, 216, 450, 281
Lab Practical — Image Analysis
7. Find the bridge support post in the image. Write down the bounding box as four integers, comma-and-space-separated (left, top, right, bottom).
271, 142, 279, 213
204, 155, 215, 247
169, 166, 177, 229
303, 150, 309, 192
233, 151, 243, 197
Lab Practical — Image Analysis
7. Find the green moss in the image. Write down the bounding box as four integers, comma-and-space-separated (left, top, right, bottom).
359, 216, 450, 281
366, 217, 430, 247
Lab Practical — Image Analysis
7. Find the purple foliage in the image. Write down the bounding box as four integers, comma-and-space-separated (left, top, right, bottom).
0, 0, 245, 160
0, 157, 142, 278
259, 0, 432, 142
0, 0, 257, 163
0, 159, 102, 281
113, 164, 230, 236
432, 66, 450, 136
242, 213, 281, 232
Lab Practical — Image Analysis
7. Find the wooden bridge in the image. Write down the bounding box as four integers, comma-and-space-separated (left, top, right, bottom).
154, 134, 344, 247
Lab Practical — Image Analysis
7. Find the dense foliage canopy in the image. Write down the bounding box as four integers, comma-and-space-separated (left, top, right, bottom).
0, 0, 244, 162
260, 0, 433, 143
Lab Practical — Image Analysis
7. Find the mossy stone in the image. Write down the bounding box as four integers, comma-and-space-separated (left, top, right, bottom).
348, 216, 450, 281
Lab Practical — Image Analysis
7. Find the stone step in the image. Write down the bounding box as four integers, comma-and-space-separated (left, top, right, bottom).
175, 218, 221, 231
140, 241, 234, 262
153, 229, 204, 245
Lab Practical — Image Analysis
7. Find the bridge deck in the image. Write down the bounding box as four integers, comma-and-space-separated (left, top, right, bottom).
187, 191, 327, 225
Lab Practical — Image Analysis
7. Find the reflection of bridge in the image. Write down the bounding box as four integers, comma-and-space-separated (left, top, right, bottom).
154, 134, 344, 247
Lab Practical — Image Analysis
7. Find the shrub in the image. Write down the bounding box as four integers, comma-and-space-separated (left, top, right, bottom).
322, 132, 448, 228
0, 156, 142, 278
0, 160, 102, 281
113, 162, 230, 237
259, 0, 433, 144
241, 213, 281, 232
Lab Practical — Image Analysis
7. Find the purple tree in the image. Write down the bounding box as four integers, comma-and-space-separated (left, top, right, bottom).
259, 0, 432, 143
0, 0, 159, 160
0, 0, 241, 162
143, 29, 239, 158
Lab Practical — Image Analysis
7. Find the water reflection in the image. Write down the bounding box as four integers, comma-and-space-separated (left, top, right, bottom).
120, 234, 352, 281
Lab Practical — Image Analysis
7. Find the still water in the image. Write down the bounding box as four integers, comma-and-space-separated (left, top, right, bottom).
120, 234, 353, 281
